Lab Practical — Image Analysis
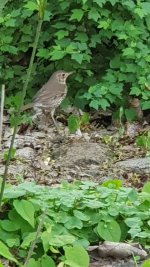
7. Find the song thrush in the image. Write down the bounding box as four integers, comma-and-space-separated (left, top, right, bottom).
22, 70, 73, 127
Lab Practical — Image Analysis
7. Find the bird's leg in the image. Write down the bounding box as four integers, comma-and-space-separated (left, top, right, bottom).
50, 108, 58, 128
32, 107, 43, 122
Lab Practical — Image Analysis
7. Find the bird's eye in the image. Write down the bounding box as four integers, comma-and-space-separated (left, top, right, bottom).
62, 73, 65, 77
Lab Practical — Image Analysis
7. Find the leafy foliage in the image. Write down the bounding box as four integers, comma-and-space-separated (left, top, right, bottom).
0, 0, 150, 116
68, 112, 89, 133
0, 180, 150, 265
136, 131, 150, 156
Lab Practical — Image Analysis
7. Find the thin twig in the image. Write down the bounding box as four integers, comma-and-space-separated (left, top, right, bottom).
24, 209, 47, 267
0, 84, 5, 150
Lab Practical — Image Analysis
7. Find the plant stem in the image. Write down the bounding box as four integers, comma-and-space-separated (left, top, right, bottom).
0, 19, 43, 209
24, 209, 47, 267
0, 84, 5, 150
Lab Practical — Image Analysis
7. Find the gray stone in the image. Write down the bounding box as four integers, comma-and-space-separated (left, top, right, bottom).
115, 157, 150, 174
56, 142, 110, 167
16, 147, 35, 160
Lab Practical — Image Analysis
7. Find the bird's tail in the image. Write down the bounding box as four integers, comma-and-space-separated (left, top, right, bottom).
21, 103, 33, 111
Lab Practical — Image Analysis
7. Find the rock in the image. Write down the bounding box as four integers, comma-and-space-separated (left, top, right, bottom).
56, 142, 109, 167
16, 147, 35, 160
115, 157, 150, 174
0, 164, 25, 176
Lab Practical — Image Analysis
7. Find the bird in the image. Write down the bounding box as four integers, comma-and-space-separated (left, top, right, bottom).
22, 70, 74, 127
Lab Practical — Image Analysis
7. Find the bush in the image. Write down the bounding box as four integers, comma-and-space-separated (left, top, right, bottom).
0, 0, 150, 113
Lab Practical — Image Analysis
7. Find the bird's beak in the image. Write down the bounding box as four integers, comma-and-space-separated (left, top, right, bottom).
68, 71, 74, 76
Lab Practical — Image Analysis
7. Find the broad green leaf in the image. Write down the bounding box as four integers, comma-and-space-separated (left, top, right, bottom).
13, 199, 35, 227
71, 53, 84, 64
125, 217, 143, 228
68, 115, 80, 133
65, 217, 83, 229
0, 220, 20, 232
73, 210, 90, 221
130, 86, 141, 96
24, 1, 38, 11
28, 258, 41, 267
37, 48, 50, 59
41, 255, 56, 267
80, 113, 90, 125
49, 235, 76, 247
125, 108, 137, 122
99, 98, 110, 110
88, 7, 100, 22
55, 30, 69, 40
65, 245, 89, 267
141, 259, 150, 267
142, 182, 150, 194
21, 232, 36, 248
93, 0, 106, 7
98, 20, 110, 29
97, 219, 121, 241
0, 241, 18, 264
123, 48, 135, 57
141, 2, 150, 15
50, 50, 65, 60
70, 9, 84, 22
89, 99, 99, 110
41, 231, 52, 252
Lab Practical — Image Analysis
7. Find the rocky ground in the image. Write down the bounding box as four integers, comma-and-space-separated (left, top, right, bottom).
0, 116, 149, 267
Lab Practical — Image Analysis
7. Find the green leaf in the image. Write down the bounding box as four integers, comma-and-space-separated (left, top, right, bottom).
71, 53, 84, 64
55, 30, 69, 40
65, 217, 83, 229
0, 241, 18, 264
125, 108, 137, 122
80, 113, 90, 125
37, 48, 50, 59
142, 101, 150, 110
88, 7, 100, 22
98, 20, 110, 29
65, 245, 89, 267
24, 1, 38, 11
89, 99, 99, 110
27, 258, 41, 267
70, 9, 84, 22
99, 98, 110, 110
0, 220, 20, 232
141, 2, 150, 15
41, 255, 56, 267
13, 199, 35, 227
123, 48, 135, 57
97, 219, 121, 242
93, 0, 106, 7
49, 235, 76, 247
125, 217, 143, 228
41, 231, 52, 252
130, 87, 141, 96
141, 259, 150, 267
73, 210, 90, 221
21, 232, 36, 249
142, 182, 150, 194
68, 115, 80, 133
50, 50, 65, 60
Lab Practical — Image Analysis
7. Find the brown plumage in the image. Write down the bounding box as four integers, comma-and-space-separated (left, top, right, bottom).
22, 70, 73, 127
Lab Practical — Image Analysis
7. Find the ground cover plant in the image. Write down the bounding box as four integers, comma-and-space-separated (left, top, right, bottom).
0, 180, 149, 266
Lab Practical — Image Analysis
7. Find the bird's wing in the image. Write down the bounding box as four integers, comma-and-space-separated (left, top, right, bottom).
32, 80, 66, 106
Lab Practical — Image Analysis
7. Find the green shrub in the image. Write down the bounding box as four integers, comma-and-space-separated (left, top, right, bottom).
0, 0, 150, 114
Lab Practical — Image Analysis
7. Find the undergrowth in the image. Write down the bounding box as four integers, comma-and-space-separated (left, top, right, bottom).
0, 179, 149, 266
